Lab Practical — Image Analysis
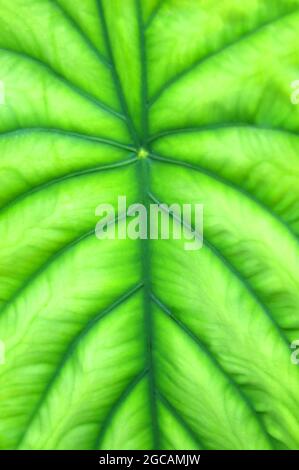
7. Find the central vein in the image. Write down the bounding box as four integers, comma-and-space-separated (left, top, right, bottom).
137, 155, 159, 449
135, 0, 159, 449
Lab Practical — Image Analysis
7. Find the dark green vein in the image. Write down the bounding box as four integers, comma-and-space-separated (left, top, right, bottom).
135, 0, 159, 449
97, 0, 139, 146
0, 213, 127, 319
149, 152, 299, 250
53, 0, 111, 68
0, 228, 93, 318
147, 122, 299, 144
152, 294, 273, 449
0, 156, 137, 216
136, 0, 149, 142
17, 283, 143, 449
156, 391, 204, 450
137, 157, 159, 449
0, 47, 124, 121
145, 0, 165, 29
148, 192, 290, 349
95, 368, 148, 449
0, 127, 135, 150
148, 8, 299, 106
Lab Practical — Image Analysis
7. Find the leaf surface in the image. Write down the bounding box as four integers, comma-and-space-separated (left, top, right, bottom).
0, 0, 299, 450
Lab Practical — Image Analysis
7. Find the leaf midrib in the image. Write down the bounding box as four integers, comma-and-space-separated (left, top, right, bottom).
135, 0, 160, 448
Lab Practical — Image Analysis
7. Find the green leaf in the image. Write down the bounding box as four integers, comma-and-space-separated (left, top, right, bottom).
0, 0, 299, 450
